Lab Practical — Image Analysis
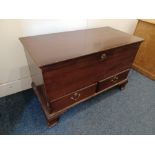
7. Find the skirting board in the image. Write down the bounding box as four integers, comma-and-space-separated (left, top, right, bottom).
0, 76, 32, 98
133, 63, 155, 80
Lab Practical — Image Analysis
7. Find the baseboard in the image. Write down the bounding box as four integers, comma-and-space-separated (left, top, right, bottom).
0, 76, 32, 98
133, 63, 155, 80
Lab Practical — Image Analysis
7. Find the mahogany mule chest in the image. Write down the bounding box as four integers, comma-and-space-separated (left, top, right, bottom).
20, 27, 143, 127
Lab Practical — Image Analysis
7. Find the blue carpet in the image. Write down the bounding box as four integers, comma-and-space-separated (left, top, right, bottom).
0, 70, 155, 135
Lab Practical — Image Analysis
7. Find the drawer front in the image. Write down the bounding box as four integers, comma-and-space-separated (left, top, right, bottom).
43, 43, 140, 101
50, 83, 97, 112
97, 70, 129, 92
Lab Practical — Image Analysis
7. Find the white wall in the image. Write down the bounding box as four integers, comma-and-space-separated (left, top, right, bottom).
0, 19, 138, 97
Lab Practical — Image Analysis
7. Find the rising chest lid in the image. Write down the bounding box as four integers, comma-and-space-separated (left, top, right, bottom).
20, 26, 143, 67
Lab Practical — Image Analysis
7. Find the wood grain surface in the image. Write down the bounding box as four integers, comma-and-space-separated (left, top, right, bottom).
20, 27, 143, 67
133, 20, 155, 80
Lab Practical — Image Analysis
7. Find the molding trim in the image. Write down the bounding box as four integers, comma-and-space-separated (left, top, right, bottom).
133, 63, 155, 80
0, 76, 32, 98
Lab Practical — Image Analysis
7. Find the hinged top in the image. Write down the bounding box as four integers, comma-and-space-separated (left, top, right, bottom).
20, 27, 143, 67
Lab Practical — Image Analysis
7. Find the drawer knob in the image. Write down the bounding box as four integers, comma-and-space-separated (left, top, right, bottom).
71, 92, 81, 101
101, 53, 107, 61
111, 76, 119, 83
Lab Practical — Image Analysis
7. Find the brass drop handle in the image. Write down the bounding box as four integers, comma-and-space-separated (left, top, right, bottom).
70, 92, 81, 101
111, 76, 119, 83
101, 53, 107, 61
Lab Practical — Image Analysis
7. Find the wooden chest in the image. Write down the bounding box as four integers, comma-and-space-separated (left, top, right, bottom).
20, 27, 143, 127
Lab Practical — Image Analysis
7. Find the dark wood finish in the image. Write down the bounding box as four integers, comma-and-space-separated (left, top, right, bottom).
119, 80, 128, 90
42, 43, 140, 101
51, 83, 97, 112
97, 70, 129, 92
20, 27, 143, 67
20, 27, 143, 127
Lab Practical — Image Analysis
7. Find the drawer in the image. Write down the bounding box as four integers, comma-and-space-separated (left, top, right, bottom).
42, 43, 140, 101
97, 70, 129, 92
50, 83, 97, 112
